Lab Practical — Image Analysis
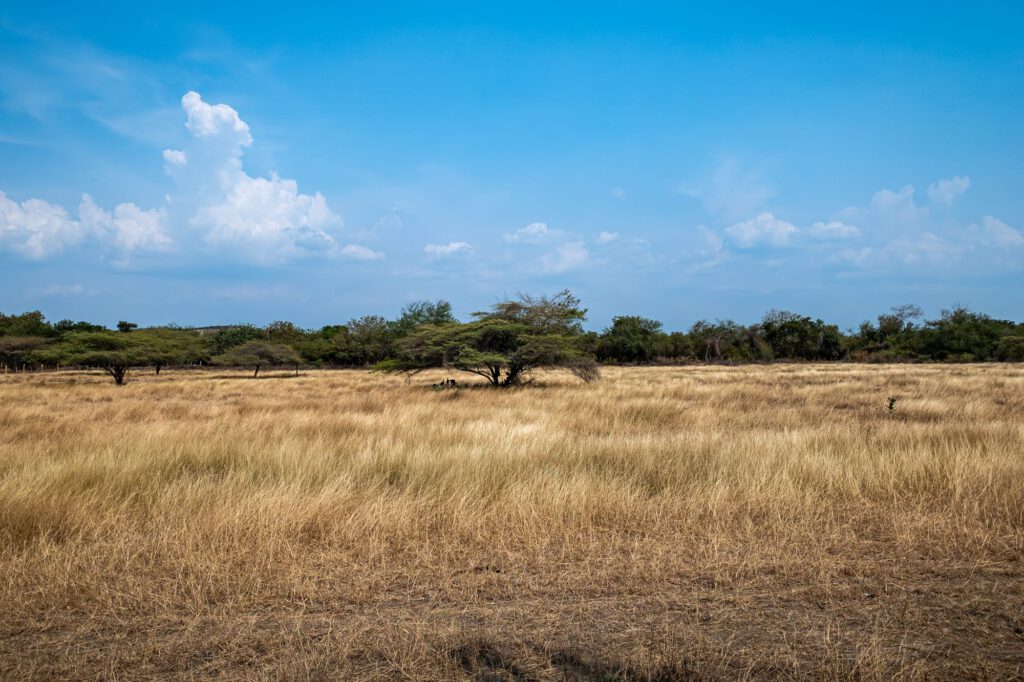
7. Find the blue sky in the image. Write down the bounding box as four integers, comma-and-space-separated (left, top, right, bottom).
1, 2, 1022, 330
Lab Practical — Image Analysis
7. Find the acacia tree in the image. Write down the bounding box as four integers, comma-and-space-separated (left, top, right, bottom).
36, 331, 164, 384
212, 341, 302, 377
377, 290, 599, 386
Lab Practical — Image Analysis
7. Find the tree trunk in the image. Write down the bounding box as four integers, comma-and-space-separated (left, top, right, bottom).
253, 365, 260, 378
155, 364, 162, 375
502, 365, 522, 387
105, 366, 127, 385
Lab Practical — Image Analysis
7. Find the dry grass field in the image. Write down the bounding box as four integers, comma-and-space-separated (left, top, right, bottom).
1, 364, 1022, 680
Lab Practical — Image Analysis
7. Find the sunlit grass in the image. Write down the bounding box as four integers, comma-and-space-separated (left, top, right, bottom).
1, 365, 1022, 679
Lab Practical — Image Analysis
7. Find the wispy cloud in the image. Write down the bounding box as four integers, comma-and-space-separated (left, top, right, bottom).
927, 176, 971, 206
340, 244, 384, 260
503, 222, 563, 244
424, 241, 472, 258
541, 241, 589, 273
681, 158, 774, 220
724, 212, 797, 248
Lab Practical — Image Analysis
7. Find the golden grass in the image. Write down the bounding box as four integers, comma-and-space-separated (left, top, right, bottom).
1, 364, 1022, 680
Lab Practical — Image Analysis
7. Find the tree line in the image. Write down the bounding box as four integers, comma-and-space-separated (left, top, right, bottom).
1, 293, 1022, 385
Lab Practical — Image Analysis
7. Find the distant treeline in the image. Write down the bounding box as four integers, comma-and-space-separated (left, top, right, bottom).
2, 297, 1023, 380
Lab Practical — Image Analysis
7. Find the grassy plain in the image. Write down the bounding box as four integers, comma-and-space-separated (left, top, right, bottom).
1, 364, 1022, 680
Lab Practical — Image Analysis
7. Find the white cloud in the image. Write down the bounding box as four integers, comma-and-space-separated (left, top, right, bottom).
541, 241, 588, 273
927, 176, 971, 206
596, 230, 619, 244
610, 187, 626, 200
339, 244, 384, 260
0, 190, 170, 259
808, 220, 860, 239
725, 212, 798, 248
181, 90, 252, 145
168, 92, 340, 262
869, 185, 928, 223
503, 221, 562, 244
424, 241, 472, 257
78, 194, 171, 253
0, 191, 84, 258
1, 91, 342, 264
883, 232, 962, 265
162, 148, 186, 166
970, 216, 1023, 248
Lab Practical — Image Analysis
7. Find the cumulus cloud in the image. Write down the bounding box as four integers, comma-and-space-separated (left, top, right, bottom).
970, 216, 1023, 248
541, 241, 589, 273
725, 212, 798, 248
0, 191, 170, 260
808, 220, 860, 239
424, 241, 472, 257
596, 230, 619, 244
166, 91, 341, 262
181, 90, 251, 144
503, 222, 563, 244
927, 176, 971, 206
2, 90, 351, 264
78, 194, 171, 253
0, 192, 84, 258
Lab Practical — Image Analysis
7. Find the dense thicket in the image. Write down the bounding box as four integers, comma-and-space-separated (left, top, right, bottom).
2, 298, 1022, 380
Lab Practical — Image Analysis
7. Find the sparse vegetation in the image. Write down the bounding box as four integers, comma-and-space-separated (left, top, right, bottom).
1, 364, 1022, 678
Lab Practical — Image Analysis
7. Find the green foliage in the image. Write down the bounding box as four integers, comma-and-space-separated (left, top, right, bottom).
0, 311, 54, 337
687, 319, 770, 362
35, 331, 166, 384
131, 328, 211, 370
5, 296, 1023, 380
597, 316, 664, 363
380, 291, 599, 386
53, 319, 104, 334
392, 299, 456, 337
211, 341, 302, 377
994, 335, 1024, 361
210, 325, 264, 355
915, 306, 1013, 361
759, 310, 847, 361
344, 315, 395, 364
0, 336, 51, 370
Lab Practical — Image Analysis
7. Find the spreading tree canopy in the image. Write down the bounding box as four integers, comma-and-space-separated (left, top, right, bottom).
211, 341, 302, 377
35, 331, 188, 384
377, 290, 599, 386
